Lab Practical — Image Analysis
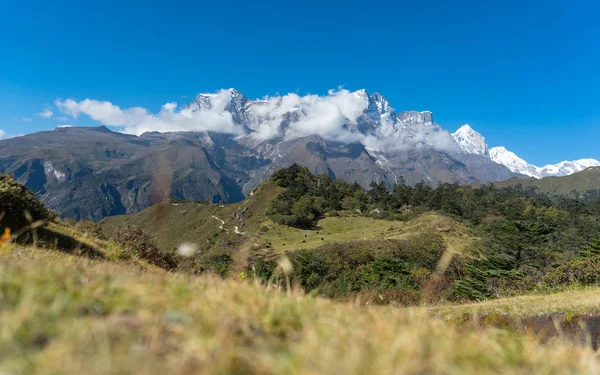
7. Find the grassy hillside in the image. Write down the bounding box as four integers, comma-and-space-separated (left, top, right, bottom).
434, 287, 600, 318
491, 166, 600, 196
1, 248, 599, 374
99, 164, 600, 305
258, 212, 476, 253
101, 182, 282, 252
102, 183, 477, 257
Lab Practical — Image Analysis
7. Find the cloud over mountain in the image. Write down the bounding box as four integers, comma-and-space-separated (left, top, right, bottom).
53, 88, 597, 177
55, 91, 244, 136
54, 88, 457, 153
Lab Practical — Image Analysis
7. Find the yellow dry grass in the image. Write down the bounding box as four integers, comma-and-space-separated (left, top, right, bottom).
431, 286, 600, 319
1, 248, 598, 374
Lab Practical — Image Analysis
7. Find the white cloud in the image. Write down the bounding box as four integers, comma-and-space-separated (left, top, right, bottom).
20, 117, 32, 122
232, 89, 369, 142
53, 88, 458, 153
57, 124, 72, 128
55, 89, 244, 136
39, 109, 54, 118
0, 129, 5, 139
57, 116, 69, 121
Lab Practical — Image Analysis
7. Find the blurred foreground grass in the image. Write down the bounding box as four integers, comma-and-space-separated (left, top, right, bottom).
1, 248, 599, 374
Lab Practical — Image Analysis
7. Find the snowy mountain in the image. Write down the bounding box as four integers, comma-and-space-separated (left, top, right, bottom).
184, 88, 455, 153
489, 147, 600, 178
453, 126, 600, 179
538, 159, 600, 177
489, 147, 542, 178
452, 125, 489, 157
0, 87, 596, 220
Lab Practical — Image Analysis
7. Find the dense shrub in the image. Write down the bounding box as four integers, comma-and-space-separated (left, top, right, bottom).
451, 254, 522, 301
543, 255, 600, 286
0, 174, 56, 231
73, 220, 106, 240
195, 253, 232, 277
250, 254, 278, 280
291, 250, 329, 291
252, 236, 453, 305
115, 225, 177, 270
356, 255, 414, 291
579, 238, 600, 257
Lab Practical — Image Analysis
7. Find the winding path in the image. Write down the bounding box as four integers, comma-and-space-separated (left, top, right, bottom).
211, 215, 245, 235
211, 215, 229, 232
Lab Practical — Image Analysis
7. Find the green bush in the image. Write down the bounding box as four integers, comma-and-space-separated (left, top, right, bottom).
114, 225, 177, 270
291, 250, 329, 291
357, 255, 413, 291
449, 253, 522, 301
195, 253, 232, 277
249, 236, 453, 304
0, 174, 56, 231
250, 255, 278, 281
543, 255, 600, 286
579, 238, 600, 257
73, 220, 106, 240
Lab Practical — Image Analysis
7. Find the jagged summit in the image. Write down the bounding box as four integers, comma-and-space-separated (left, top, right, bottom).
183, 88, 447, 150
184, 88, 597, 179
397, 110, 433, 126
452, 125, 489, 157
365, 92, 393, 121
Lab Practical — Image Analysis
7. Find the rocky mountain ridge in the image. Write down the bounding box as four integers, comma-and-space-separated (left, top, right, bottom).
0, 88, 594, 220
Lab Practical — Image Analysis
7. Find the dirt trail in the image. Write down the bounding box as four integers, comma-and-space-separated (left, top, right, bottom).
211, 216, 245, 236
211, 216, 228, 232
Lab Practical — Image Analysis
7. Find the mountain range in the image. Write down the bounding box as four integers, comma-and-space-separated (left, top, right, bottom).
0, 88, 597, 220
451, 124, 600, 178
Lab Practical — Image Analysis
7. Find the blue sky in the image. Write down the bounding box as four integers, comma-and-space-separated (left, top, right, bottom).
1, 0, 598, 165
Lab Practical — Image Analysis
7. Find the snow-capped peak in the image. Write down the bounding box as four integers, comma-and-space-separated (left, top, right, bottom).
354, 88, 369, 99
397, 110, 433, 126
226, 88, 244, 98
452, 125, 489, 157
181, 88, 598, 180
365, 92, 393, 121
489, 146, 540, 177
370, 93, 392, 114
539, 159, 600, 177
490, 146, 600, 178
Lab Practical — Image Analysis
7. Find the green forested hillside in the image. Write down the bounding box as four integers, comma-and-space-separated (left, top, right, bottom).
101, 164, 600, 305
